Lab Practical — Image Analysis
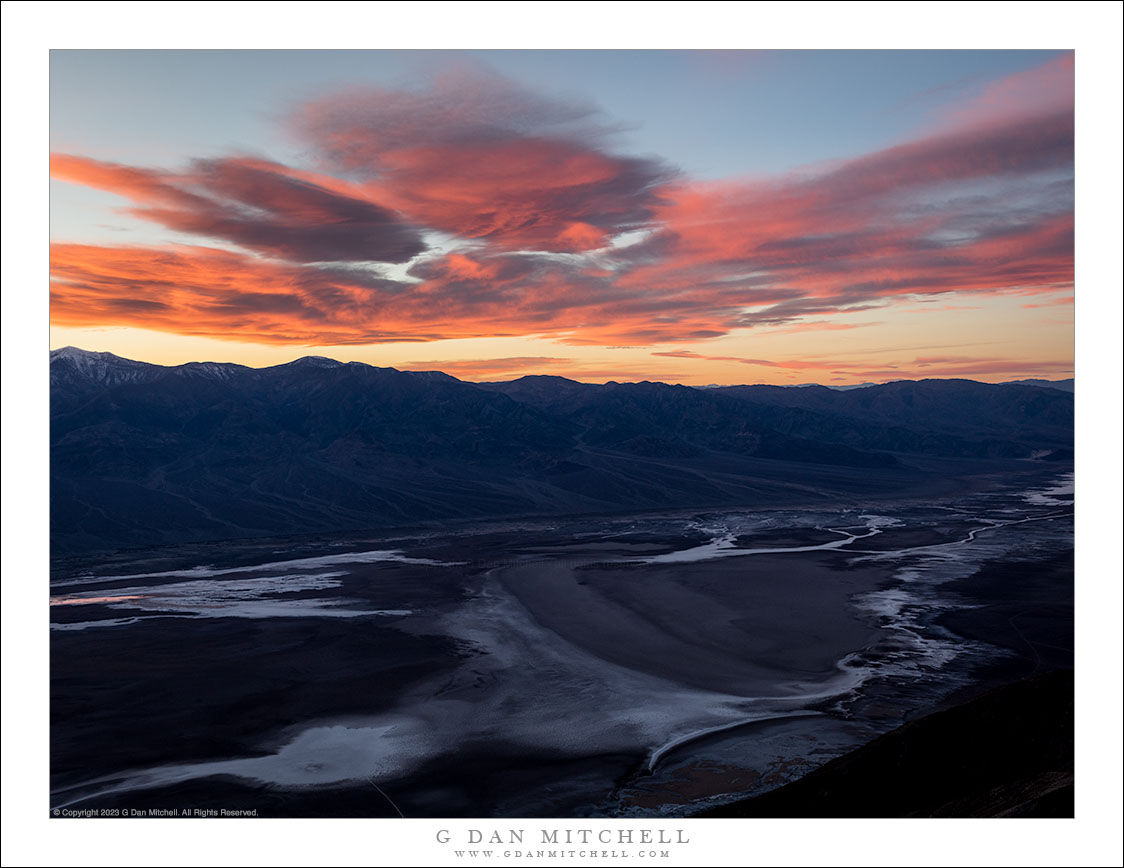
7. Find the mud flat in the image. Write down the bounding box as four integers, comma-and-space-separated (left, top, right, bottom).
497, 551, 889, 696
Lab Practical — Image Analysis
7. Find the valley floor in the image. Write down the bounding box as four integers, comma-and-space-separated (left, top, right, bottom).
49, 467, 1073, 818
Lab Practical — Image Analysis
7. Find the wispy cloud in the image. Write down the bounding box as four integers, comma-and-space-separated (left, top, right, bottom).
401, 356, 573, 378
650, 349, 1071, 381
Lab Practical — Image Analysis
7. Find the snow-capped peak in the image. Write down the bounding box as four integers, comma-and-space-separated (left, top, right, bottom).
50, 346, 159, 386
174, 361, 248, 381
284, 356, 344, 369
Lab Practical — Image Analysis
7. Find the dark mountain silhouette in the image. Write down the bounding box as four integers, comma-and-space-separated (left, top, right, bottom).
50, 348, 1073, 554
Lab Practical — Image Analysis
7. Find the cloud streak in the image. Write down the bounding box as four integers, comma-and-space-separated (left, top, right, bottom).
401, 357, 574, 378
50, 154, 427, 264
651, 350, 1072, 380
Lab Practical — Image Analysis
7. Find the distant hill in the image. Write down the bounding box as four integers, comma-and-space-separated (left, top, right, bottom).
1001, 378, 1074, 393
50, 349, 1074, 555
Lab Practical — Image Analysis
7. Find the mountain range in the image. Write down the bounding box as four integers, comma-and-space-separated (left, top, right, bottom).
50, 347, 1074, 555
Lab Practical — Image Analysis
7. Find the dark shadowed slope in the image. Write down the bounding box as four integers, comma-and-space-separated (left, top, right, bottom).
701, 669, 1074, 818
481, 377, 902, 465
52, 349, 576, 553
711, 379, 1073, 458
50, 349, 1073, 555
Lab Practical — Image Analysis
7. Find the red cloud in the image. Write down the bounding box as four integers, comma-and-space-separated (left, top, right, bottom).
293, 69, 672, 253
619, 105, 1073, 321
50, 153, 426, 264
49, 243, 738, 346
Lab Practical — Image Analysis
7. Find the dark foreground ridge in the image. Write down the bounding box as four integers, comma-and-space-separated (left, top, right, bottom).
702, 669, 1074, 818
50, 347, 1073, 555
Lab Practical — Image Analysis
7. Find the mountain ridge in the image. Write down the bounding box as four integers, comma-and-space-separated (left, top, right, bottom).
50, 348, 1074, 555
49, 346, 1074, 391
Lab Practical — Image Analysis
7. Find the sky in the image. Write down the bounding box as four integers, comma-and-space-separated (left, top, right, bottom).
48, 49, 1075, 385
